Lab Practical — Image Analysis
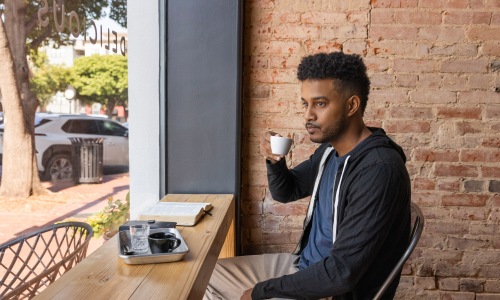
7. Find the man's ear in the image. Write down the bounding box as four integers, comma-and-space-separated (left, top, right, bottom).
347, 95, 361, 117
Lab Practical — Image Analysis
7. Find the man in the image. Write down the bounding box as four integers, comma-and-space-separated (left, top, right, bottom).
205, 52, 411, 300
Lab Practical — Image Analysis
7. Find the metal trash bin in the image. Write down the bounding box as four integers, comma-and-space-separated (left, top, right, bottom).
70, 138, 103, 183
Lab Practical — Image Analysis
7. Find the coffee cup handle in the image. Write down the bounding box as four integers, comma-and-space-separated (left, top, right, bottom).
172, 238, 181, 250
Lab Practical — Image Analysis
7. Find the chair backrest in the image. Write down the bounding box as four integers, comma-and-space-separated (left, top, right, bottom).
373, 202, 424, 300
0, 221, 93, 299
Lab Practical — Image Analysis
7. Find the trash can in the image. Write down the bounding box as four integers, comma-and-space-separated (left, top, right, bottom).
69, 138, 103, 184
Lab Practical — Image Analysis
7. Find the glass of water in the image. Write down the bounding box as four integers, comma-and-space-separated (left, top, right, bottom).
130, 224, 150, 254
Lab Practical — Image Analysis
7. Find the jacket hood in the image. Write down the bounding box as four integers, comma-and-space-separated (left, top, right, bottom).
343, 127, 407, 163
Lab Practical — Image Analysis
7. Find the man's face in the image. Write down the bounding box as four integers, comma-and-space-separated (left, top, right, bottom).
301, 79, 349, 145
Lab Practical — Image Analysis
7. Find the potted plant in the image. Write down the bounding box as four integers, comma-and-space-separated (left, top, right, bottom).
86, 192, 130, 240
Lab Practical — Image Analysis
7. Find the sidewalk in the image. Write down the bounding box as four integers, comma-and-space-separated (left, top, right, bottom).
0, 173, 130, 254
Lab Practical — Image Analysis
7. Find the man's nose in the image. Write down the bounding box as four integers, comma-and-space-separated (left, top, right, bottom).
304, 106, 315, 122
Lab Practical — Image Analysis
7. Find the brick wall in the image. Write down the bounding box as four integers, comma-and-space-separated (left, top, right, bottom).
240, 0, 500, 298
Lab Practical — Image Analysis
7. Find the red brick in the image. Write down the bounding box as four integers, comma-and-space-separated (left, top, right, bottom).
413, 177, 436, 190
321, 25, 368, 39
482, 166, 500, 178
369, 90, 409, 105
369, 40, 416, 56
442, 194, 488, 207
384, 120, 430, 133
455, 121, 484, 134
468, 28, 500, 40
269, 55, 301, 69
438, 179, 461, 191
428, 221, 470, 235
460, 91, 500, 104
461, 149, 500, 162
242, 214, 262, 228
301, 12, 347, 25
271, 12, 301, 24
437, 107, 482, 119
273, 25, 320, 39
414, 149, 460, 162
364, 57, 391, 72
303, 40, 343, 54
440, 277, 460, 291
483, 43, 500, 56
395, 74, 418, 87
415, 276, 436, 290
477, 294, 500, 300
442, 60, 488, 73
460, 278, 485, 293
394, 59, 440, 73
493, 12, 500, 25
471, 0, 500, 8
434, 163, 479, 177
343, 41, 367, 55
419, 0, 468, 8
370, 25, 418, 40
486, 105, 500, 120
469, 74, 495, 89
410, 90, 457, 104
250, 41, 302, 55
394, 11, 442, 25
391, 106, 434, 119
484, 280, 500, 293
445, 11, 492, 25
481, 136, 500, 149
441, 292, 476, 300
348, 11, 370, 24
371, 10, 394, 24
430, 44, 478, 57
371, 0, 418, 8
419, 27, 465, 41
264, 201, 308, 216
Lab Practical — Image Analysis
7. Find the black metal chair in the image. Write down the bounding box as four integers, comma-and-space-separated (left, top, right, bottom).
373, 202, 425, 300
0, 222, 93, 299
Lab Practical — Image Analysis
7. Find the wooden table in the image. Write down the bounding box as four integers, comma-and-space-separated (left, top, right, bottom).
35, 194, 235, 300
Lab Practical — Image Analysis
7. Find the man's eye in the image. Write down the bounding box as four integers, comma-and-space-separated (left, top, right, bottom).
316, 102, 325, 107
302, 102, 308, 108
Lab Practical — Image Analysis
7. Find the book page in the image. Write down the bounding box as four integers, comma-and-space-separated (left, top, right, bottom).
140, 202, 212, 216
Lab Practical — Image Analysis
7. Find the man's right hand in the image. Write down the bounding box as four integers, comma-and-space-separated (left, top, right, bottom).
260, 131, 284, 164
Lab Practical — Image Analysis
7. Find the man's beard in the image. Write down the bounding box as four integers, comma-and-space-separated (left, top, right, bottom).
308, 113, 348, 144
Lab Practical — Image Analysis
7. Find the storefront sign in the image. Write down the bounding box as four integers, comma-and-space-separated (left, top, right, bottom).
37, 0, 126, 56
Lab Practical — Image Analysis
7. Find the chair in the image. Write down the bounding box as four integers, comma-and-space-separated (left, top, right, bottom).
373, 202, 425, 300
0, 222, 93, 299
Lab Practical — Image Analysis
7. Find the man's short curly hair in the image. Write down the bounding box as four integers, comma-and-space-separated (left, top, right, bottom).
297, 52, 370, 115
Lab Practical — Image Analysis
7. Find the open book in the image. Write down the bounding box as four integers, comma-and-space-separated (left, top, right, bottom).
138, 202, 213, 226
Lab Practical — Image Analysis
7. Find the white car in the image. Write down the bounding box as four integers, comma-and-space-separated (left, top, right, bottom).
0, 114, 129, 181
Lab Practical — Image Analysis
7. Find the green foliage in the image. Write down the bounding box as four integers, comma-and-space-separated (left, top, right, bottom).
29, 51, 72, 106
71, 54, 128, 109
86, 192, 130, 238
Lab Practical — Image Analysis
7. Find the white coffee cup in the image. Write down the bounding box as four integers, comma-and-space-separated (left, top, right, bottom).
270, 136, 293, 156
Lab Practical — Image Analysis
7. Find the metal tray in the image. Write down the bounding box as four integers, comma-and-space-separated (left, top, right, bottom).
118, 228, 189, 264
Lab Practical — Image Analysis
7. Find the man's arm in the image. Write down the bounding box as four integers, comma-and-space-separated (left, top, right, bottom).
252, 162, 411, 299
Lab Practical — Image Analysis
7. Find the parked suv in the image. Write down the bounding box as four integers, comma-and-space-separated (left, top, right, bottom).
0, 114, 129, 181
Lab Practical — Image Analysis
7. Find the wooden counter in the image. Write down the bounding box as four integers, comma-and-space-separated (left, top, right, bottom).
35, 194, 235, 300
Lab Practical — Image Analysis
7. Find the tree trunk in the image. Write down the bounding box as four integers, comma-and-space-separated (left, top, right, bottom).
106, 98, 117, 119
0, 3, 46, 198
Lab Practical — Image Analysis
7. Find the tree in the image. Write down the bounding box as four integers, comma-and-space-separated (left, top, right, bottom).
0, 0, 126, 198
71, 54, 128, 118
30, 51, 72, 109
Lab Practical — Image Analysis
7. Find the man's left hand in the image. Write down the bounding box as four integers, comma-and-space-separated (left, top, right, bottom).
241, 288, 253, 300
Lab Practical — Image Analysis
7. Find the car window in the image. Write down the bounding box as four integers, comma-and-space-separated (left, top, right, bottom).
62, 119, 99, 134
35, 119, 53, 127
98, 120, 128, 136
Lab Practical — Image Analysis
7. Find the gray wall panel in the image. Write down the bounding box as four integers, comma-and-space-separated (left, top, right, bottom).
166, 0, 242, 195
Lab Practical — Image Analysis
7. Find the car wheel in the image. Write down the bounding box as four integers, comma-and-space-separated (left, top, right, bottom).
45, 154, 73, 181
